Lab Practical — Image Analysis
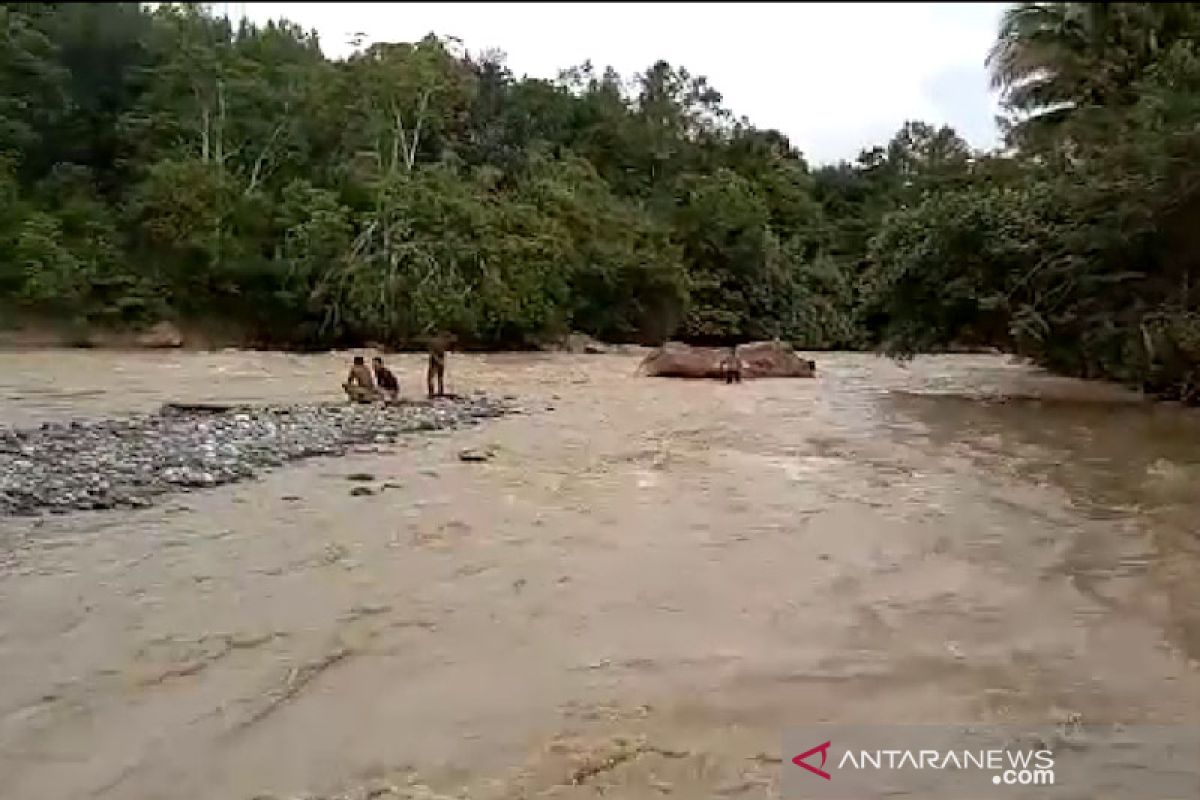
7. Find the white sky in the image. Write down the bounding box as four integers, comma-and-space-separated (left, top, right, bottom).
238, 2, 1008, 165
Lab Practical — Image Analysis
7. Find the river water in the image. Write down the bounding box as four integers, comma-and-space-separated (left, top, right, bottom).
0, 349, 1197, 799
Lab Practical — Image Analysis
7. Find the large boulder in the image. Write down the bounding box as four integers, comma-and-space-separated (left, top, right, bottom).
638, 340, 816, 379
736, 340, 816, 378
638, 342, 727, 379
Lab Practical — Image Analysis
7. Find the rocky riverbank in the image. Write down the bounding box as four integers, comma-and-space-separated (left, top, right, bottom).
0, 395, 514, 516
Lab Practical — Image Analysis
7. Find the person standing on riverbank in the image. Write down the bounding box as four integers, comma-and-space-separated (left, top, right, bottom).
721, 346, 742, 384
428, 332, 452, 398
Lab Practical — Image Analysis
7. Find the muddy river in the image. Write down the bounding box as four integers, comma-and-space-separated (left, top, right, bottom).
1, 349, 1198, 799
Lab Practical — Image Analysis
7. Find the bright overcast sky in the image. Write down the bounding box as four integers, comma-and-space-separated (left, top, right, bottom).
237, 2, 1008, 165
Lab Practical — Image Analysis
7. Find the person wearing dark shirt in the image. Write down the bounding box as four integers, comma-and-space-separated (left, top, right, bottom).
372, 356, 400, 402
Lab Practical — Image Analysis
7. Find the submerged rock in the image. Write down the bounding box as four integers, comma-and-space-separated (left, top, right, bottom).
458, 446, 495, 463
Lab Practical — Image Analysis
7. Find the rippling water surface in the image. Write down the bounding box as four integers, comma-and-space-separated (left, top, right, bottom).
0, 349, 1197, 799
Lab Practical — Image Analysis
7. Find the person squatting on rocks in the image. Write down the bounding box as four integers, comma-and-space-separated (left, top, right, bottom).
343, 356, 381, 403
372, 356, 399, 402
721, 345, 742, 384
427, 332, 453, 398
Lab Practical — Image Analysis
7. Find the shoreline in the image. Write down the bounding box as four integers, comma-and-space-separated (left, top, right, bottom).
0, 318, 651, 355
0, 395, 518, 517
0, 337, 653, 357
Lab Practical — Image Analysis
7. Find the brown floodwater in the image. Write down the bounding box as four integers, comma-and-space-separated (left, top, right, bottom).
0, 349, 1198, 799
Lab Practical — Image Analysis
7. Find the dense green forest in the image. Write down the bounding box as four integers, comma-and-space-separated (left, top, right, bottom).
2, 3, 1199, 400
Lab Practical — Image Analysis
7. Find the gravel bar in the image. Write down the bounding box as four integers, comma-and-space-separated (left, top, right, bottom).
0, 395, 514, 516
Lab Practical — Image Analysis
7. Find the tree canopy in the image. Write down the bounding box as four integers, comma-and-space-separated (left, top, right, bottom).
2, 2, 1198, 400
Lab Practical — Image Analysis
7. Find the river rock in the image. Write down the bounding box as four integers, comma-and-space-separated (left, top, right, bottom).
567, 333, 609, 354
639, 340, 816, 380
0, 396, 512, 516
136, 321, 184, 348
458, 447, 494, 462
541, 332, 615, 354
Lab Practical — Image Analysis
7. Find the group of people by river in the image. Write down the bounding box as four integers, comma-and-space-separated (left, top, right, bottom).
342, 334, 452, 403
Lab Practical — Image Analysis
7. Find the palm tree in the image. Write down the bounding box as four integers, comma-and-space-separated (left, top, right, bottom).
987, 3, 1200, 143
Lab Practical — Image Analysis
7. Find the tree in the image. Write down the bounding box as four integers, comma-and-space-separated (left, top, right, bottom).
988, 3, 1200, 145
2, 0, 1193, 400
0, 4, 68, 166
339, 36, 476, 181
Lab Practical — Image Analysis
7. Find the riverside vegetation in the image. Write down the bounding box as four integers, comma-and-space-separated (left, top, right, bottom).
2, 3, 1199, 400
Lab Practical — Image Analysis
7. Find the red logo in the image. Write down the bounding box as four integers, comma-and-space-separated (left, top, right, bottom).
793, 741, 832, 780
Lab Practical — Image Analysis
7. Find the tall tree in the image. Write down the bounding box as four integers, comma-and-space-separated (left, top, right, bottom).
988, 2, 1200, 145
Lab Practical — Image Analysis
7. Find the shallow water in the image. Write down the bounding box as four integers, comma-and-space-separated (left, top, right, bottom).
0, 349, 1197, 799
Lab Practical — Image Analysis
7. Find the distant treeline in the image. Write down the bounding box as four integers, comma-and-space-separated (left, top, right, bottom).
1, 3, 1198, 399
